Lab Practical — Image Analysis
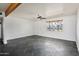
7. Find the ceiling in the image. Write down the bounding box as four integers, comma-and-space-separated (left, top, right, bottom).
0, 3, 21, 16
0, 3, 79, 17
9, 3, 79, 20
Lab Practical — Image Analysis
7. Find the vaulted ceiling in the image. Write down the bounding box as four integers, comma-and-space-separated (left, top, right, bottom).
8, 3, 79, 20
0, 3, 21, 16
0, 3, 79, 17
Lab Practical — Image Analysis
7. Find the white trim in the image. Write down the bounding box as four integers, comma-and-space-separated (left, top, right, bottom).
3, 39, 7, 44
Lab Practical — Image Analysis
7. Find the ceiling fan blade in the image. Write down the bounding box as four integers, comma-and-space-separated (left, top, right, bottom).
36, 14, 47, 20
42, 18, 46, 19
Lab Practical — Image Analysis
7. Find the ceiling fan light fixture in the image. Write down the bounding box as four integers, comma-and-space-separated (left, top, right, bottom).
37, 14, 46, 20
37, 16, 42, 19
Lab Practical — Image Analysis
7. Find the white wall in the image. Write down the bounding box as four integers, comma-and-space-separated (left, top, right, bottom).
3, 16, 34, 44
34, 14, 77, 41
76, 9, 79, 51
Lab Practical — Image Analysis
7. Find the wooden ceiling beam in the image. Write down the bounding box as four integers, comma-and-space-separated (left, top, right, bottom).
5, 3, 21, 16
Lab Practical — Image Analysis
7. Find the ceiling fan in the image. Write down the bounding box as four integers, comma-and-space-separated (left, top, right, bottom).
35, 13, 63, 20
37, 14, 46, 20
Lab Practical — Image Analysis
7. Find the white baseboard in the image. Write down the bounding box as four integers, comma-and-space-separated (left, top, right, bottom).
4, 34, 76, 44
36, 34, 76, 42
3, 40, 7, 44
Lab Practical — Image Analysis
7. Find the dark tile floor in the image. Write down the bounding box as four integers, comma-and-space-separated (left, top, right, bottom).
0, 35, 79, 56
